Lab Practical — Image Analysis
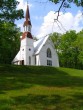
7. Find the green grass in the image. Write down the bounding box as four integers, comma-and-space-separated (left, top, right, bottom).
0, 65, 83, 110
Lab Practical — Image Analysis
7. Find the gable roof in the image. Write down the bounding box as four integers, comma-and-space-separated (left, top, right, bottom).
21, 32, 33, 40
34, 35, 49, 55
12, 51, 21, 62
12, 51, 23, 63
12, 35, 50, 63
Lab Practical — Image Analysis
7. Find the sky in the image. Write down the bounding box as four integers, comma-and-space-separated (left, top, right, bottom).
16, 0, 83, 38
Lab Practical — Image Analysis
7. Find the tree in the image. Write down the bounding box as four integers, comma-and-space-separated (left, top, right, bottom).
0, 0, 24, 22
0, 0, 24, 64
59, 30, 78, 68
74, 30, 83, 69
50, 30, 83, 69
50, 0, 83, 7
49, 0, 83, 20
50, 32, 61, 52
0, 22, 21, 64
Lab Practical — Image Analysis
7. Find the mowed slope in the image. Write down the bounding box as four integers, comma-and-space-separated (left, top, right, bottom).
0, 65, 83, 110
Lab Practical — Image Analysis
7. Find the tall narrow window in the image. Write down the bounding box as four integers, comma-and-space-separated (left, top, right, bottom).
29, 56, 31, 65
47, 48, 52, 58
24, 27, 25, 32
47, 60, 52, 66
35, 56, 36, 65
28, 26, 31, 32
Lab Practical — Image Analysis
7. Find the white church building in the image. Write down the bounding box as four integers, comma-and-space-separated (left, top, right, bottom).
12, 4, 59, 67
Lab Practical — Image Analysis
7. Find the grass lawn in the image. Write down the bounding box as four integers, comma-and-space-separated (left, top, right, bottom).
0, 65, 83, 110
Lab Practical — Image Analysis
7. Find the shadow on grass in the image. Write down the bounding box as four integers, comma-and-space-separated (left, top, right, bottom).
0, 65, 83, 92
0, 94, 62, 110
13, 93, 83, 110
0, 93, 83, 110
12, 94, 62, 105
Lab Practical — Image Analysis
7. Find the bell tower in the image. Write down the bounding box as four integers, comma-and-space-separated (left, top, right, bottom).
20, 3, 34, 65
23, 4, 32, 33
21, 2, 33, 40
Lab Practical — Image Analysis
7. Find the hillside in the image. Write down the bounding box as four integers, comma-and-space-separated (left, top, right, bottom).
0, 65, 83, 110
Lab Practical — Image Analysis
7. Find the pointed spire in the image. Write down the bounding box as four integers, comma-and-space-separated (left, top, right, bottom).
27, 0, 28, 5
23, 2, 31, 27
25, 3, 30, 21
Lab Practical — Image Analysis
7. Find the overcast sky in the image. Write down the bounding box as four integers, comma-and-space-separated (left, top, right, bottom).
16, 0, 83, 38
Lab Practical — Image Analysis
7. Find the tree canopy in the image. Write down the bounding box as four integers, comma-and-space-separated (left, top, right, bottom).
50, 30, 83, 69
0, 0, 24, 22
49, 0, 83, 20
50, 0, 83, 8
0, 0, 24, 64
0, 22, 21, 64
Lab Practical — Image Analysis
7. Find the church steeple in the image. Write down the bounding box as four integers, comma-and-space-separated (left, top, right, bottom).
25, 4, 30, 21
23, 4, 31, 27
22, 3, 33, 40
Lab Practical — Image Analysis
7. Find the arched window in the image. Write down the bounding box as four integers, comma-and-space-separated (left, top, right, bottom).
29, 56, 31, 65
47, 48, 52, 58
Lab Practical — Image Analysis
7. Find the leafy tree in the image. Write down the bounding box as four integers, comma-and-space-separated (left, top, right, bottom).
49, 0, 83, 20
74, 30, 83, 69
50, 32, 61, 52
0, 0, 24, 64
49, 0, 83, 69
0, 0, 24, 22
58, 30, 78, 68
0, 22, 21, 64
50, 30, 83, 69
50, 0, 83, 7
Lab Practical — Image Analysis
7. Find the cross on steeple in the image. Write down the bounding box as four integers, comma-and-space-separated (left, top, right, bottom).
27, 0, 28, 5
25, 2, 30, 22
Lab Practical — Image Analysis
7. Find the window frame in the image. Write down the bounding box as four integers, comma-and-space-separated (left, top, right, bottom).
47, 48, 52, 58
47, 60, 52, 66
29, 56, 31, 65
